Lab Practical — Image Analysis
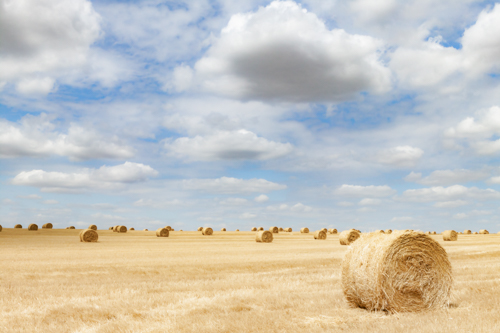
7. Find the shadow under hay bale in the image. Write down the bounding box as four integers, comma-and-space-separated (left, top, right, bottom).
256, 230, 273, 243
443, 230, 458, 241
14, 224, 22, 229
328, 228, 337, 234
80, 229, 98, 242
269, 226, 278, 233
202, 227, 213, 235
314, 230, 327, 240
300, 228, 309, 233
339, 229, 360, 245
42, 223, 53, 229
342, 231, 453, 313
156, 227, 169, 237
88, 224, 97, 230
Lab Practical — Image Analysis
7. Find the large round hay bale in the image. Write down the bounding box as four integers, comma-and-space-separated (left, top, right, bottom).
88, 224, 97, 230
108, 227, 113, 230
235, 229, 239, 231
443, 230, 458, 241
112, 225, 119, 232
197, 227, 203, 231
269, 226, 279, 233
256, 230, 273, 243
251, 227, 257, 231
221, 228, 226, 231
28, 224, 38, 231
479, 229, 489, 234
314, 230, 327, 240
156, 227, 169, 237
300, 228, 309, 233
130, 228, 135, 231
279, 227, 283, 231
202, 227, 213, 235
165, 226, 172, 231
342, 231, 452, 313
328, 228, 338, 234
257, 227, 264, 231
285, 227, 292, 232
117, 226, 127, 233
339, 229, 360, 245
68, 226, 75, 229
463, 229, 471, 234
385, 229, 392, 234
14, 224, 22, 228
42, 223, 53, 229
80, 229, 98, 242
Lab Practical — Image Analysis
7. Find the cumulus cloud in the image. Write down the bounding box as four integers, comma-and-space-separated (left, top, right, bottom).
254, 194, 269, 202
239, 212, 256, 219
266, 203, 312, 212
182, 177, 286, 194
219, 198, 248, 206
164, 129, 293, 161
195, 0, 391, 102
376, 145, 424, 167
390, 216, 414, 222
433, 200, 468, 208
133, 199, 182, 209
12, 162, 158, 193
399, 185, 500, 202
336, 184, 396, 197
358, 198, 382, 206
405, 169, 489, 186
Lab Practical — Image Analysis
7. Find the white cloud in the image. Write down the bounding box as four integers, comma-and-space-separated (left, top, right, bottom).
90, 213, 125, 221
433, 200, 468, 208
290, 203, 313, 212
337, 201, 355, 207
182, 177, 286, 194
336, 184, 396, 197
42, 200, 58, 205
195, 0, 391, 102
239, 212, 256, 219
405, 169, 489, 186
164, 129, 293, 161
254, 194, 269, 202
399, 185, 500, 203
390, 216, 414, 222
12, 162, 158, 193
219, 198, 248, 206
453, 213, 467, 219
16, 77, 56, 95
358, 198, 382, 206
376, 146, 424, 167
18, 194, 42, 199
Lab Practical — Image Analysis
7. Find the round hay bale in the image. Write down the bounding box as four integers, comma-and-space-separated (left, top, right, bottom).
479, 229, 489, 234
236, 229, 239, 231
321, 228, 328, 233
143, 229, 148, 231
473, 231, 478, 234
300, 228, 309, 233
286, 227, 292, 232
269, 226, 279, 233
156, 227, 169, 237
165, 226, 172, 231
88, 224, 97, 230
432, 231, 437, 235
221, 228, 226, 231
171, 228, 174, 231
258, 227, 264, 231
251, 227, 257, 231
256, 230, 273, 243
68, 226, 75, 229
458, 232, 462, 234
130, 228, 135, 231
443, 230, 458, 241
385, 229, 392, 234
463, 229, 471, 234
342, 231, 452, 313
424, 231, 431, 235
339, 229, 360, 245
0, 225, 2, 232
112, 225, 119, 232
279, 227, 283, 231
197, 227, 203, 231
14, 224, 22, 229
117, 225, 127, 233
375, 230, 385, 233
202, 227, 213, 235
314, 230, 327, 240
28, 224, 38, 231
108, 227, 113, 230
328, 228, 338, 234
80, 229, 98, 242
42, 223, 53, 229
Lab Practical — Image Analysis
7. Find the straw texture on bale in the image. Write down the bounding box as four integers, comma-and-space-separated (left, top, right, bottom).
197, 227, 203, 231
117, 226, 127, 233
112, 225, 119, 232
432, 231, 437, 235
270, 226, 279, 233
28, 224, 38, 231
339, 229, 361, 245
479, 229, 489, 234
279, 227, 283, 231
202, 227, 213, 235
88, 224, 97, 230
314, 230, 327, 240
285, 228, 292, 232
473, 231, 478, 234
251, 227, 257, 231
321, 228, 328, 233
68, 226, 75, 229
342, 231, 453, 313
156, 227, 169, 237
143, 229, 148, 231
443, 230, 458, 241
328, 228, 338, 234
165, 226, 172, 231
256, 230, 273, 243
258, 227, 264, 231
14, 224, 22, 228
130, 228, 135, 230
221, 228, 226, 231
42, 223, 53, 229
108, 227, 113, 230
236, 229, 239, 231
385, 229, 392, 234
0, 225, 2, 232
79, 229, 98, 242
463, 229, 471, 234
300, 228, 309, 233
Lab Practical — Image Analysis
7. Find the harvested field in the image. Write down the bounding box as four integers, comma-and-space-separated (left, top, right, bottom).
0, 229, 499, 332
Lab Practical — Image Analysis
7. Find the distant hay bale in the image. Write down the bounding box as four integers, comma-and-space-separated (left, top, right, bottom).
113, 225, 119, 232
143, 229, 148, 231
321, 228, 328, 233
342, 231, 453, 313
270, 226, 279, 233
300, 228, 309, 233
68, 226, 75, 229
14, 224, 22, 229
197, 227, 203, 231
432, 231, 437, 235
251, 227, 257, 231
385, 229, 392, 234
314, 230, 327, 240
443, 230, 458, 241
425, 231, 431, 235
108, 227, 113, 230
258, 227, 264, 231
375, 230, 385, 233
42, 223, 53, 229
236, 229, 239, 231
328, 228, 338, 234
171, 228, 174, 231
458, 232, 462, 234
156, 227, 169, 237
463, 229, 471, 234
339, 229, 361, 245
279, 227, 283, 231
80, 229, 98, 242
0, 225, 2, 232
165, 226, 172, 231
117, 226, 127, 233
202, 227, 213, 235
473, 231, 478, 234
286, 227, 292, 232
256, 230, 273, 243
221, 228, 226, 231
130, 228, 135, 231
28, 224, 38, 231
479, 229, 489, 234
88, 224, 97, 230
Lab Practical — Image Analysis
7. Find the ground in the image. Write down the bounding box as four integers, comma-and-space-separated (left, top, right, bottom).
0, 229, 499, 332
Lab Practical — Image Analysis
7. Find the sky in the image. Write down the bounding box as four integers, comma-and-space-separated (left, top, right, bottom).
1, 0, 500, 232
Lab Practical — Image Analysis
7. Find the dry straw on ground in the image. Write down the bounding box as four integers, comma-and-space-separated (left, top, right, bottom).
202, 227, 213, 236
42, 223, 53, 229
14, 224, 22, 228
328, 228, 338, 234
79, 229, 98, 242
342, 230, 453, 313
256, 230, 273, 243
88, 224, 97, 230
270, 226, 279, 233
443, 230, 458, 241
314, 230, 327, 240
385, 229, 392, 234
339, 229, 361, 245
251, 227, 257, 231
464, 229, 471, 234
479, 229, 489, 234
197, 227, 203, 231
300, 228, 309, 233
28, 224, 38, 231
156, 228, 169, 237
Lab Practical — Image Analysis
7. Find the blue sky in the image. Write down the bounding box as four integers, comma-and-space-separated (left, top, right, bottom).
2, 0, 500, 232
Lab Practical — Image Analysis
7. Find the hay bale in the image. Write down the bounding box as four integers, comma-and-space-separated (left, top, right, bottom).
258, 227, 264, 231
112, 225, 119, 232
342, 231, 452, 313
473, 231, 478, 234
221, 228, 226, 231
321, 228, 328, 233
375, 230, 385, 233
143, 229, 148, 231
202, 227, 213, 235
165, 226, 172, 231
256, 230, 273, 243
108, 227, 113, 230
197, 227, 203, 231
479, 229, 489, 234
14, 224, 22, 229
117, 225, 127, 233
236, 229, 239, 231
463, 229, 471, 234
443, 230, 458, 241
68, 226, 75, 229
269, 226, 279, 233
339, 229, 360, 245
156, 227, 169, 237
328, 228, 338, 234
279, 227, 283, 231
28, 224, 38, 231
130, 228, 135, 231
0, 225, 2, 232
385, 229, 392, 234
42, 223, 53, 229
425, 231, 431, 235
251, 227, 257, 231
80, 229, 98, 242
171, 228, 174, 231
314, 230, 327, 240
88, 224, 97, 230
286, 227, 292, 232
300, 228, 309, 233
